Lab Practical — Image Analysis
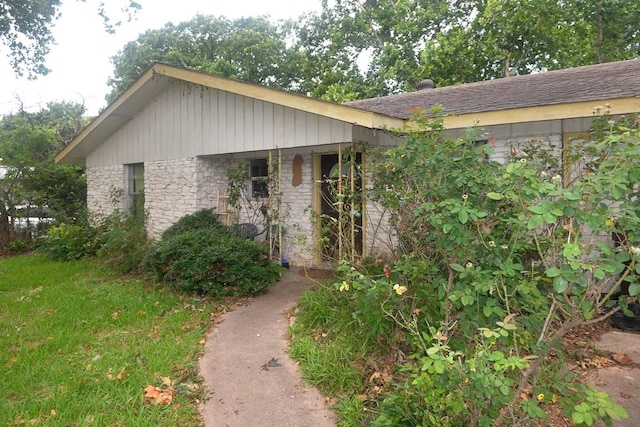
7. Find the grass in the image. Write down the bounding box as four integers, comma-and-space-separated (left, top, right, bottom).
288, 283, 372, 426
0, 254, 217, 426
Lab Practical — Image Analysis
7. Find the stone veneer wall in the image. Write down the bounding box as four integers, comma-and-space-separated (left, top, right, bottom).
277, 152, 315, 266
86, 165, 126, 220
196, 153, 316, 266
145, 158, 199, 239
363, 154, 397, 259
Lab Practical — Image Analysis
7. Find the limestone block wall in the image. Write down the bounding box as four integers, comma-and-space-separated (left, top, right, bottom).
278, 152, 315, 266
196, 153, 316, 266
145, 158, 198, 239
196, 156, 233, 220
86, 165, 126, 221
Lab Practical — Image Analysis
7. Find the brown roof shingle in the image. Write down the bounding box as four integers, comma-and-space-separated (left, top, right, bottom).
347, 59, 640, 119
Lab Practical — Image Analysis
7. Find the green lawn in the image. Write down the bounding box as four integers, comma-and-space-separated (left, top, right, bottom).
0, 254, 217, 426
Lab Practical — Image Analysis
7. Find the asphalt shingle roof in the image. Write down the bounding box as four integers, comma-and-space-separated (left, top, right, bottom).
347, 59, 640, 119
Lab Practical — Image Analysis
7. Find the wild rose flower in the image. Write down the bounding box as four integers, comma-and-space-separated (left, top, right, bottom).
393, 284, 408, 295
383, 264, 391, 277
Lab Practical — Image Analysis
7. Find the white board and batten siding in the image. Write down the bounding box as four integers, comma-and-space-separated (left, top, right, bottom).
86, 81, 354, 168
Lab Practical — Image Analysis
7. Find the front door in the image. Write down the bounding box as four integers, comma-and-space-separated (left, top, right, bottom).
319, 152, 363, 261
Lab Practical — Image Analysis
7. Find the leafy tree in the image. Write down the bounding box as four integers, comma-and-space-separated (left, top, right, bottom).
420, 0, 640, 86
0, 0, 141, 78
292, 0, 463, 99
0, 102, 87, 248
107, 15, 302, 102
292, 0, 640, 94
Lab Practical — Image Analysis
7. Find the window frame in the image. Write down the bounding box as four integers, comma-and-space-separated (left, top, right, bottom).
249, 158, 269, 199
127, 163, 145, 219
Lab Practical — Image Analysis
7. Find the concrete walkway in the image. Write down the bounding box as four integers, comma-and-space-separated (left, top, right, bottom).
199, 270, 336, 427
593, 331, 640, 427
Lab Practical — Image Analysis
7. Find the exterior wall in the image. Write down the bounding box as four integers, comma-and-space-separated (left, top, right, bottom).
85, 85, 602, 266
145, 158, 199, 239
196, 156, 233, 216
86, 81, 354, 168
86, 165, 126, 220
195, 152, 316, 266
278, 151, 315, 266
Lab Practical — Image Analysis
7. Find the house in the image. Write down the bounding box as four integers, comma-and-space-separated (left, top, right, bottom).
56, 60, 640, 266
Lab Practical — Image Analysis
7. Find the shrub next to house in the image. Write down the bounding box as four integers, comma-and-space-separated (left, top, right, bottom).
144, 209, 281, 297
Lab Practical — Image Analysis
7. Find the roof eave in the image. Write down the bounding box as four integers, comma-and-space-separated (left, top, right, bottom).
56, 63, 405, 165
435, 96, 640, 130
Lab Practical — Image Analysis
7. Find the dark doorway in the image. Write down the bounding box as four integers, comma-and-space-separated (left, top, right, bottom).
319, 152, 363, 260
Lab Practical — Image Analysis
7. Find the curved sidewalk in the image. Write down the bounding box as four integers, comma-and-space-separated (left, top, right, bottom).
199, 270, 336, 427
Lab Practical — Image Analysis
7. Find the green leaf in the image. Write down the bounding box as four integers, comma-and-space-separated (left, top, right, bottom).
426, 346, 440, 356
500, 384, 510, 396
458, 209, 469, 224
563, 243, 581, 258
461, 295, 475, 306
433, 360, 445, 374
528, 205, 546, 215
628, 283, 640, 297
527, 215, 544, 229
593, 268, 605, 280
487, 192, 504, 200
572, 412, 584, 425
553, 276, 569, 293
545, 267, 562, 278
450, 263, 465, 272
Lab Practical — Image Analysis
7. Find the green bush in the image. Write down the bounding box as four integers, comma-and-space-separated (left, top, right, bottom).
160, 208, 227, 240
43, 222, 99, 260
144, 210, 281, 297
97, 212, 149, 275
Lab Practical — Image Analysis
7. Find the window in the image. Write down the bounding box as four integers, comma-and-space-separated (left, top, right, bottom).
475, 139, 491, 162
250, 158, 269, 198
127, 163, 145, 219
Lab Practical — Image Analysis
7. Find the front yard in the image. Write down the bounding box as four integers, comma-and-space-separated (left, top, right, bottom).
0, 254, 217, 426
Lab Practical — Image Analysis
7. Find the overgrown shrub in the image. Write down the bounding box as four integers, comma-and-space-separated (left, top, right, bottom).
296, 113, 637, 426
43, 222, 99, 260
97, 212, 149, 275
144, 210, 281, 297
43, 209, 149, 275
159, 208, 227, 240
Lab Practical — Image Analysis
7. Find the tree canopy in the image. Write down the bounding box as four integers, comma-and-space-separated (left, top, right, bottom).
0, 102, 88, 248
107, 15, 303, 103
0, 0, 141, 79
106, 1, 640, 103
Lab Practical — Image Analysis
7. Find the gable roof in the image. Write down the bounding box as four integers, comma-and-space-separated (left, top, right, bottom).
56, 63, 405, 165
347, 59, 640, 128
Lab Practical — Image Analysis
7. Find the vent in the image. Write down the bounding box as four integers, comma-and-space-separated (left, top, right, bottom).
416, 79, 434, 90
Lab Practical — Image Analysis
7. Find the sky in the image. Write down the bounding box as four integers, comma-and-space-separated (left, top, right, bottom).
0, 0, 320, 117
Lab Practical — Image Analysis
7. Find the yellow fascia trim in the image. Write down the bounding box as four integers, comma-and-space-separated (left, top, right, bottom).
436, 97, 640, 130
157, 64, 406, 130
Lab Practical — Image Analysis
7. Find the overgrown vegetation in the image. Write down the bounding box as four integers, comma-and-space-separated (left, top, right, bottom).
291, 113, 639, 426
0, 254, 215, 426
144, 209, 281, 297
0, 102, 88, 252
43, 207, 281, 298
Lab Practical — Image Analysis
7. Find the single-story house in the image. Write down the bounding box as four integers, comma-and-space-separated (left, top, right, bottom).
56, 59, 640, 266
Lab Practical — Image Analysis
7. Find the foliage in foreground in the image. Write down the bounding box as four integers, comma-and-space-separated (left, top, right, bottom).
0, 254, 215, 426
292, 114, 638, 426
43, 209, 149, 276
144, 209, 282, 297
